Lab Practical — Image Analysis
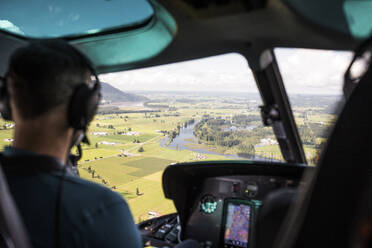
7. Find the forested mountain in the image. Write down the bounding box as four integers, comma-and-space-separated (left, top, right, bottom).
101, 82, 148, 102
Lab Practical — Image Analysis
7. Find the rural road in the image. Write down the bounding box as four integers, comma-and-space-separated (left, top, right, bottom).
79, 134, 164, 164
125, 134, 163, 152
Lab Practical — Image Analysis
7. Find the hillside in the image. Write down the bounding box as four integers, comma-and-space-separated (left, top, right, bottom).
101, 82, 148, 102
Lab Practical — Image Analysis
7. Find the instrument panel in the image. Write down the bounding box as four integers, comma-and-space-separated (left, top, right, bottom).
184, 175, 299, 247
140, 162, 309, 248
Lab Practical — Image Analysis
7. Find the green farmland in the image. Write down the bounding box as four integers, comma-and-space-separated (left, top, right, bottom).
0, 91, 338, 222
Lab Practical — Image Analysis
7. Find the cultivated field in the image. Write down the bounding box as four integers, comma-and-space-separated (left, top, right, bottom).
0, 92, 337, 222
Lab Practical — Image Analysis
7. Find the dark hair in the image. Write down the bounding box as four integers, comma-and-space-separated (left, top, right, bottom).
7, 39, 92, 119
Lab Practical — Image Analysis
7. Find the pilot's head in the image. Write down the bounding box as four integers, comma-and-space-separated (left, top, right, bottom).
2, 39, 99, 162
6, 40, 92, 124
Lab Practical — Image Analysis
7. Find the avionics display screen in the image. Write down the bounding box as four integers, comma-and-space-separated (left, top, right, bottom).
223, 201, 251, 248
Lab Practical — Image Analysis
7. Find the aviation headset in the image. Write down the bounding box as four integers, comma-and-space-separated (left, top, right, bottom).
0, 43, 101, 136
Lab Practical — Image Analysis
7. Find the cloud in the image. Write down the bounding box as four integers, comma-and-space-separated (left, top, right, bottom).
100, 53, 257, 93
100, 49, 353, 95
275, 48, 352, 95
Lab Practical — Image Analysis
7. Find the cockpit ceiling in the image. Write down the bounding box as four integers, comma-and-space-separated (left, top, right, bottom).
166, 0, 265, 19
0, 0, 363, 75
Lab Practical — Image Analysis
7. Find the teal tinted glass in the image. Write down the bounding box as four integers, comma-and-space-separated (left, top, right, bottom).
0, 0, 154, 38
283, 0, 372, 38
343, 0, 372, 38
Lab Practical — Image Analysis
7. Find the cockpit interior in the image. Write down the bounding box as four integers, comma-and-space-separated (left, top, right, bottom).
0, 0, 371, 248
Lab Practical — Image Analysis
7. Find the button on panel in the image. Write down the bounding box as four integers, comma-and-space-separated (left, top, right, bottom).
244, 183, 258, 198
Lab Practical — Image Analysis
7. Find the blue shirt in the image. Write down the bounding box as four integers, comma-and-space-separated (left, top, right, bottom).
2, 147, 142, 248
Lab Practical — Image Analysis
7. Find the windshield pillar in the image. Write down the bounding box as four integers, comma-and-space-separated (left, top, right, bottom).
250, 50, 307, 164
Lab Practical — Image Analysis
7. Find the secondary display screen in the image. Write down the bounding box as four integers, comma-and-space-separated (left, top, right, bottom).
223, 201, 251, 248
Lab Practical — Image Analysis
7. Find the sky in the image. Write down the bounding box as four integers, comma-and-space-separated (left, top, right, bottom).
100, 48, 353, 95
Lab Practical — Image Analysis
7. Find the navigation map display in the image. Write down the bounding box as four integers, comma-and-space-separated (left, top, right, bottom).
223, 201, 251, 248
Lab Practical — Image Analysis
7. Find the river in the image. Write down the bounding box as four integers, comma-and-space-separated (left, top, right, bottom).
159, 122, 269, 160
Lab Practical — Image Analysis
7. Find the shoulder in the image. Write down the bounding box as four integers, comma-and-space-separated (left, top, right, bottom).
60, 173, 126, 208
60, 175, 142, 247
59, 174, 136, 231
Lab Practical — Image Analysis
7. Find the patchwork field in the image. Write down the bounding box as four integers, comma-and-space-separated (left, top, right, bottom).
0, 92, 337, 222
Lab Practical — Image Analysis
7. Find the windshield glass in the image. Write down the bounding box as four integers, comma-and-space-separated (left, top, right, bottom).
0, 0, 153, 38
76, 53, 283, 222
275, 48, 352, 165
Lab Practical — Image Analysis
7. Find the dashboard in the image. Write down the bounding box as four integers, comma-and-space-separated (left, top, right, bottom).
138, 161, 309, 248
185, 175, 299, 248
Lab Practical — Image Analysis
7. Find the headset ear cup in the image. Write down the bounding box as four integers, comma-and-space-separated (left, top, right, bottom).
68, 82, 101, 131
